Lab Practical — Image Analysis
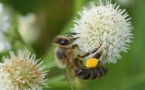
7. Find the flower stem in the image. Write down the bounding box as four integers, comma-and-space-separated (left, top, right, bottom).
12, 14, 35, 53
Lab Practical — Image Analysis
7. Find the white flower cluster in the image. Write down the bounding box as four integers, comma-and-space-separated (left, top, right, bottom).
0, 51, 48, 90
0, 3, 11, 52
18, 13, 40, 44
71, 0, 133, 64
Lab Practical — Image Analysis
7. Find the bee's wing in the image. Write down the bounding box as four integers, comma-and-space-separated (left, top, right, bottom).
63, 56, 87, 90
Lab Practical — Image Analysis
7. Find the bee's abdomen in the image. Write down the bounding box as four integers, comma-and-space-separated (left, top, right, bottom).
93, 66, 107, 79
76, 66, 107, 80
76, 68, 90, 79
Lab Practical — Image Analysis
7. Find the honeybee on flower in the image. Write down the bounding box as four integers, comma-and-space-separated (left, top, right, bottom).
53, 0, 133, 89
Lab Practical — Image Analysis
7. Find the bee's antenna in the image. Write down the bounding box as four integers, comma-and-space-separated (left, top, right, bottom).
72, 37, 80, 41
64, 32, 80, 37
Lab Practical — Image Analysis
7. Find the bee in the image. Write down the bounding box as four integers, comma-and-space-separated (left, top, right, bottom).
53, 33, 108, 89
53, 34, 84, 90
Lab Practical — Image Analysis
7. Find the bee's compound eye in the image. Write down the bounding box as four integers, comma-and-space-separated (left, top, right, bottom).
85, 58, 99, 68
59, 39, 69, 45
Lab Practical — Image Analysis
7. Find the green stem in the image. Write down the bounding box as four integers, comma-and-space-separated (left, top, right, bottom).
13, 26, 35, 53
12, 14, 35, 53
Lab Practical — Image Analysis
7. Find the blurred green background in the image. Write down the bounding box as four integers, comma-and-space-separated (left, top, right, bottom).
0, 0, 145, 90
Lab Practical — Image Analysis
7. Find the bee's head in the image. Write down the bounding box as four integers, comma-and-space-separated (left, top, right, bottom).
53, 36, 73, 46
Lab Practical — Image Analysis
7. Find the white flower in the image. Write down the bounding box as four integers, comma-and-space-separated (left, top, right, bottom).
18, 13, 40, 44
0, 3, 11, 52
71, 0, 133, 64
0, 3, 10, 32
0, 51, 48, 90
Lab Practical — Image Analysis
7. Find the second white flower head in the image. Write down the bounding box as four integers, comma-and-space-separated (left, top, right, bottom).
0, 51, 48, 90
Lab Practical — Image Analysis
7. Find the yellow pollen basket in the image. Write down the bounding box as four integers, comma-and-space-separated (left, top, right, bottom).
85, 58, 99, 68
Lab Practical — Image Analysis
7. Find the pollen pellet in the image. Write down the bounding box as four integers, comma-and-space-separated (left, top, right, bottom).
85, 58, 99, 68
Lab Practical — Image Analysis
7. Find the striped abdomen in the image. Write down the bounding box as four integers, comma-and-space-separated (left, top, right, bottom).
76, 65, 107, 80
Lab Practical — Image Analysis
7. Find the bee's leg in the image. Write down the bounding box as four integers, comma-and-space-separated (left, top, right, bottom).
92, 52, 103, 65
69, 37, 80, 43
72, 44, 79, 49
92, 51, 103, 59
79, 47, 100, 58
73, 58, 83, 67
65, 44, 79, 49
71, 37, 80, 41
79, 44, 102, 58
